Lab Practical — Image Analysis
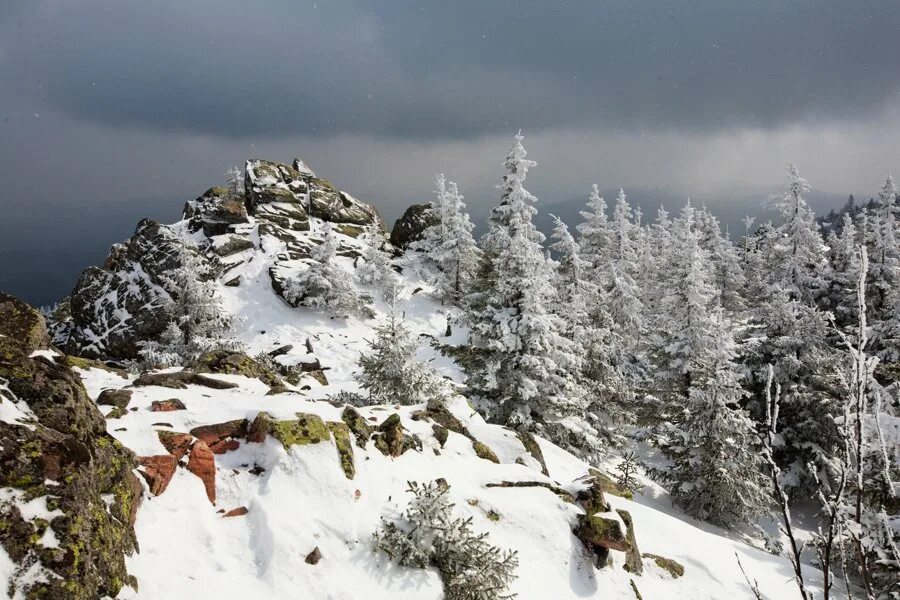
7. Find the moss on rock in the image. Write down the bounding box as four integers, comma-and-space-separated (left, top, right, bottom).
326, 422, 355, 479
642, 553, 684, 578
269, 413, 330, 448
472, 441, 500, 464
340, 406, 373, 448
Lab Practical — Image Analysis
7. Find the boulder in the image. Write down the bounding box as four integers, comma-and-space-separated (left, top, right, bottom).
133, 370, 238, 390
96, 388, 132, 410
139, 455, 178, 495
0, 294, 140, 599
186, 441, 216, 504
189, 419, 249, 447
472, 441, 500, 464
190, 350, 282, 387
340, 406, 373, 448
151, 398, 187, 412
157, 431, 194, 461
574, 513, 630, 569
616, 509, 643, 575
305, 546, 322, 565
372, 413, 420, 458
185, 186, 249, 237
310, 186, 383, 230
211, 234, 254, 257
390, 203, 437, 249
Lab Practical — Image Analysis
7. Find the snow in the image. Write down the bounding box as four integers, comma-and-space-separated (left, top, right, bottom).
59, 213, 835, 599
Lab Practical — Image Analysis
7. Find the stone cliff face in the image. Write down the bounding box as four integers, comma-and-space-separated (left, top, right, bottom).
0, 292, 141, 599
62, 158, 388, 361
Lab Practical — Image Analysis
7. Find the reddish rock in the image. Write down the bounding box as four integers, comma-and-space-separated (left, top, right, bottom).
151, 398, 187, 412
190, 419, 249, 446
305, 547, 322, 565
222, 506, 248, 518
157, 431, 194, 461
209, 439, 240, 454
139, 455, 178, 496
186, 441, 216, 504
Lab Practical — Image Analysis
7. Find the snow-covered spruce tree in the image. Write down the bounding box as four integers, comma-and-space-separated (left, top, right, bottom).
826, 212, 861, 327
549, 215, 628, 446
374, 481, 518, 600
357, 309, 441, 405
774, 164, 830, 304
696, 205, 747, 316
466, 134, 595, 455
358, 235, 402, 302
869, 175, 900, 363
282, 224, 372, 318
648, 203, 768, 526
576, 184, 613, 273
139, 237, 233, 365
417, 175, 480, 303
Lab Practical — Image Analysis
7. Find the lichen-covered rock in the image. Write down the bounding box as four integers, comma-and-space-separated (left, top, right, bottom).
66, 219, 216, 359
340, 406, 373, 448
424, 397, 472, 439
184, 186, 249, 237
133, 370, 238, 390
432, 424, 449, 448
516, 431, 550, 477
574, 513, 630, 552
372, 414, 420, 458
587, 467, 634, 500
327, 421, 355, 479
616, 509, 643, 575
190, 350, 283, 388
211, 234, 254, 257
0, 293, 140, 599
576, 479, 611, 515
642, 553, 685, 578
390, 203, 437, 249
472, 441, 500, 464
249, 412, 331, 449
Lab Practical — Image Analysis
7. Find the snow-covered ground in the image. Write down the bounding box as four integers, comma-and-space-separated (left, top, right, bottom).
65, 219, 835, 599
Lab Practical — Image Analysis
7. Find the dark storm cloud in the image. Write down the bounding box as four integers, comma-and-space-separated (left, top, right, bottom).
2, 0, 899, 140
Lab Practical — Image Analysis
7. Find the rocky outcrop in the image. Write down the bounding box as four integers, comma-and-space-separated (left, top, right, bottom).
372, 413, 421, 458
184, 186, 249, 237
0, 293, 140, 599
390, 203, 437, 249
66, 219, 216, 359
190, 350, 283, 388
151, 398, 187, 412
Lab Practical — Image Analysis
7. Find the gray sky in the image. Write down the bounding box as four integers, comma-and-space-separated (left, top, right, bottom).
1, 0, 899, 305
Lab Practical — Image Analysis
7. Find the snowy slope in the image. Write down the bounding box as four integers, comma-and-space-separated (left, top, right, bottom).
66, 215, 832, 599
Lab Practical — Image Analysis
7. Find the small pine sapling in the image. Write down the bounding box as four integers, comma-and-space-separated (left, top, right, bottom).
374, 481, 519, 600
615, 451, 645, 495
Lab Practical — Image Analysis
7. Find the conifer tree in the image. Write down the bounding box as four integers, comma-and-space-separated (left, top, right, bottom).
650, 202, 768, 526
466, 134, 593, 453
418, 176, 480, 303
358, 309, 440, 405
774, 164, 830, 303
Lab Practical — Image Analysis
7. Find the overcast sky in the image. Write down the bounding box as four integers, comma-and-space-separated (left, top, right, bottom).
1, 0, 899, 305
